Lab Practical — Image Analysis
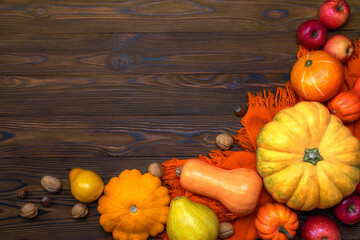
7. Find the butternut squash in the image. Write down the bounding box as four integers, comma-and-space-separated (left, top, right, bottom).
178, 159, 262, 216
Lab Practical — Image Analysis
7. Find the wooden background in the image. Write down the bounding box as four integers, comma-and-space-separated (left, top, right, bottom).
1, 0, 360, 239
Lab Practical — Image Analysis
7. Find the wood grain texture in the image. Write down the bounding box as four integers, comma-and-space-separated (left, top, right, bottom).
0, 0, 359, 34
0, 115, 242, 158
1, 0, 360, 239
0, 74, 286, 116
0, 32, 302, 75
1, 32, 359, 75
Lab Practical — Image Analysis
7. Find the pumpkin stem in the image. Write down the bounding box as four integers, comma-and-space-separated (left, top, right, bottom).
305, 59, 312, 67
278, 225, 292, 239
303, 148, 323, 166
130, 205, 138, 213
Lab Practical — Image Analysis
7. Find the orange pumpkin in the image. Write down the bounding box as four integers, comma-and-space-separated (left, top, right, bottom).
178, 159, 263, 217
290, 50, 344, 102
328, 77, 360, 123
255, 202, 299, 240
97, 169, 170, 240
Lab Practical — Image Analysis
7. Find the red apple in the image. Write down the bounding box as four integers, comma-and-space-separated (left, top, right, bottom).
319, 0, 351, 29
333, 193, 360, 225
297, 19, 327, 50
300, 215, 341, 240
356, 182, 360, 195
323, 34, 354, 63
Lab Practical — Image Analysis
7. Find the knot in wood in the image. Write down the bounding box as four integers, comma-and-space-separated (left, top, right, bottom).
107, 53, 135, 71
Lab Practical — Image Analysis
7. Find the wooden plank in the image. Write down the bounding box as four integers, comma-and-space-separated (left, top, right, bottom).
2, 31, 359, 75
0, 32, 303, 75
0, 115, 243, 158
0, 0, 359, 34
1, 157, 360, 240
2, 31, 359, 54
0, 74, 287, 116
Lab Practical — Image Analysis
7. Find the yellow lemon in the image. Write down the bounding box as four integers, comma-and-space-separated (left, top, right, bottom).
69, 168, 104, 204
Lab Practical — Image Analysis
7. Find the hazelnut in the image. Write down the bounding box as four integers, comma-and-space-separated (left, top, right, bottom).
17, 189, 27, 199
41, 196, 52, 207
19, 203, 38, 219
41, 176, 62, 193
175, 166, 183, 178
219, 222, 234, 239
235, 105, 247, 117
216, 134, 234, 150
71, 203, 88, 219
148, 162, 163, 178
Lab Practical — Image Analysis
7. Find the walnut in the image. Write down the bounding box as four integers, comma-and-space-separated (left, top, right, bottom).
41, 176, 62, 193
148, 162, 163, 178
19, 203, 38, 219
216, 134, 234, 150
219, 222, 234, 239
71, 203, 88, 219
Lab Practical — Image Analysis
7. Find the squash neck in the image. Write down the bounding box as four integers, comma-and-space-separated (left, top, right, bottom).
303, 148, 323, 166
278, 225, 292, 239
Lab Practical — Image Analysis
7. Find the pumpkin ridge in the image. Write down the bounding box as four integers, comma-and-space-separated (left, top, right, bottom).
313, 102, 332, 143
301, 70, 307, 98
285, 164, 307, 206
292, 104, 316, 145
315, 166, 343, 208
318, 162, 360, 195
309, 67, 325, 97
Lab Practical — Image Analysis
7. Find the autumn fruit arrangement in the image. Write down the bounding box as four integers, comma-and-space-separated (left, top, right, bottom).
17, 1, 360, 240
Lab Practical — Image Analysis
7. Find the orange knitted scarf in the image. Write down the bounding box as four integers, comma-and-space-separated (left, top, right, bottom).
158, 38, 360, 240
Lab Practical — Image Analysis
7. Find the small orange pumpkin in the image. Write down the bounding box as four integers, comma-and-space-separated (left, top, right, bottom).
328, 77, 360, 123
255, 202, 299, 240
290, 50, 344, 102
97, 169, 170, 240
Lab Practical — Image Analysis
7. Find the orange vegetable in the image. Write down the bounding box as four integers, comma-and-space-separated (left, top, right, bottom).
328, 77, 360, 123
97, 169, 170, 240
255, 202, 299, 240
290, 50, 344, 102
178, 159, 262, 217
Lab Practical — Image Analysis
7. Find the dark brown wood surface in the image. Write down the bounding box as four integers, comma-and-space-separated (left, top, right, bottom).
1, 0, 360, 239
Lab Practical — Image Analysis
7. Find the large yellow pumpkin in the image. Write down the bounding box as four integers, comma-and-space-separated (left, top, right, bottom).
256, 101, 360, 211
97, 169, 170, 240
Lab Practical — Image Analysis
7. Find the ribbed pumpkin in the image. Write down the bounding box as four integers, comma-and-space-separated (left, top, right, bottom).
257, 101, 360, 211
255, 202, 299, 240
290, 50, 344, 102
97, 169, 170, 240
328, 77, 360, 123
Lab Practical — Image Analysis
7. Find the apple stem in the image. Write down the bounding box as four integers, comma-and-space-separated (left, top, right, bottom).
278, 225, 292, 239
349, 204, 356, 213
338, 0, 344, 11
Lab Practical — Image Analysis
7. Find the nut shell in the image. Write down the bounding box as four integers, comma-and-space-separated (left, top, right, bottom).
20, 203, 38, 219
41, 196, 53, 207
147, 162, 163, 178
219, 222, 234, 239
216, 134, 234, 150
41, 176, 62, 193
17, 189, 27, 199
71, 203, 88, 219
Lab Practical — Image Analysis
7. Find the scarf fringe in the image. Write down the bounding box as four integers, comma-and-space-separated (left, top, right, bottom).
235, 82, 297, 151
